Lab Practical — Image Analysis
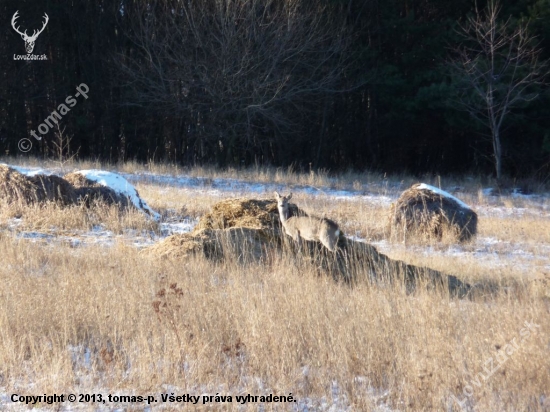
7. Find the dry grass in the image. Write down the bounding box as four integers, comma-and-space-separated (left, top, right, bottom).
9, 155, 548, 194
0, 159, 549, 410
0, 236, 548, 411
0, 200, 158, 235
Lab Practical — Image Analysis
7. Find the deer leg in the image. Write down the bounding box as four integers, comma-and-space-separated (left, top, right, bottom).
296, 230, 303, 254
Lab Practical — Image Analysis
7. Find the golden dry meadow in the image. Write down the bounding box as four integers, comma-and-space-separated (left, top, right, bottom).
0, 158, 548, 411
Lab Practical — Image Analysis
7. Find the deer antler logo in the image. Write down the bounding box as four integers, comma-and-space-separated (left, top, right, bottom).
11, 11, 49, 54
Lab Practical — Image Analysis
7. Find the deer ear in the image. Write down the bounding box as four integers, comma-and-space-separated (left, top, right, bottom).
287, 193, 292, 200
274, 191, 280, 199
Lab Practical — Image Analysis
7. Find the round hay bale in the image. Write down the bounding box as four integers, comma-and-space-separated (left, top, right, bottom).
63, 172, 130, 208
389, 183, 477, 242
28, 174, 78, 205
0, 164, 41, 205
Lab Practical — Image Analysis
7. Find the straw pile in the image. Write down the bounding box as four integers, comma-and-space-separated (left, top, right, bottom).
194, 198, 304, 232
146, 197, 471, 296
146, 198, 297, 263
0, 165, 76, 205
389, 183, 477, 242
0, 165, 133, 210
0, 165, 41, 204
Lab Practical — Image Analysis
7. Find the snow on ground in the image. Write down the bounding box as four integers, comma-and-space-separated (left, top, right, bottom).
0, 163, 51, 176
6, 217, 197, 249
121, 172, 395, 206
370, 233, 550, 277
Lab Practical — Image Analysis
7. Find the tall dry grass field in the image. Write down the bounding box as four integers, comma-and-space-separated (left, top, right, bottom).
0, 161, 548, 411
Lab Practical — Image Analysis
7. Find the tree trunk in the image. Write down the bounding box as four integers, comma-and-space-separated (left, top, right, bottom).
493, 128, 502, 180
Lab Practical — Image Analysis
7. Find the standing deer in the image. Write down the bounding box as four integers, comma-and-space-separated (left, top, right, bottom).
11, 11, 49, 54
274, 192, 340, 252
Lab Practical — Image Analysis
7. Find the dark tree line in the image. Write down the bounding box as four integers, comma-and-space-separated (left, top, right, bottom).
1, 0, 549, 178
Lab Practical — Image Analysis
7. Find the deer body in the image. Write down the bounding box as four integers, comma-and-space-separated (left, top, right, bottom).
275, 192, 340, 252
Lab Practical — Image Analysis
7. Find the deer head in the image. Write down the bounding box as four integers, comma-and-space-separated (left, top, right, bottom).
11, 11, 49, 54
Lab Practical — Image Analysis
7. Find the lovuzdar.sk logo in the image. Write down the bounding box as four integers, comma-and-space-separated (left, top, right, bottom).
11, 10, 49, 61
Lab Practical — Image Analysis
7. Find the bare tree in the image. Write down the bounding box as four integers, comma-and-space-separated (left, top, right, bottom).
51, 124, 79, 167
449, 0, 547, 180
118, 0, 355, 165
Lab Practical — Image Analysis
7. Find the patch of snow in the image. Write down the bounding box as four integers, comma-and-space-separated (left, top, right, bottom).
512, 188, 536, 198
75, 170, 161, 220
416, 183, 472, 210
122, 172, 394, 206
16, 232, 54, 241
160, 218, 197, 237
0, 163, 50, 176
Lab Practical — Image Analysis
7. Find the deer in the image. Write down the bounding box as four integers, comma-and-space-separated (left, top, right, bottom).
274, 192, 340, 252
11, 11, 49, 54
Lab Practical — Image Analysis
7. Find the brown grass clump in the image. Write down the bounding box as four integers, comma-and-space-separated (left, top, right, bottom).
63, 172, 130, 208
390, 183, 478, 243
62, 171, 97, 188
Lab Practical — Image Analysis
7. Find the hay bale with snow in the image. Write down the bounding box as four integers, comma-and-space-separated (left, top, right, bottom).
63, 170, 159, 219
390, 183, 477, 242
63, 172, 100, 189
0, 165, 75, 205
0, 164, 42, 205
64, 171, 130, 208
